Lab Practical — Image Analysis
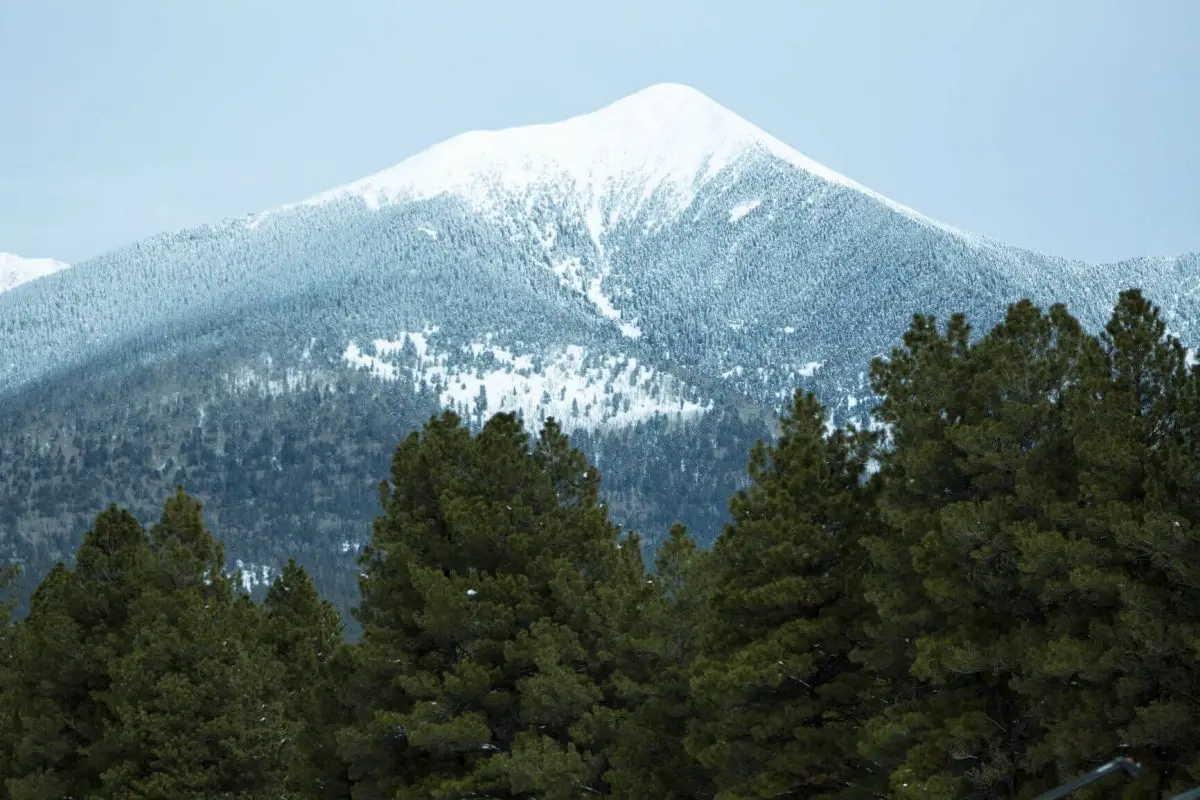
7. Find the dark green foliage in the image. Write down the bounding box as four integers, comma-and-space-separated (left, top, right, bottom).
1, 492, 290, 798
94, 488, 289, 797
3, 506, 151, 798
0, 563, 19, 799
856, 293, 1200, 799
687, 391, 879, 799
0, 359, 443, 633
605, 523, 713, 798
263, 558, 352, 798
1018, 290, 1200, 798
856, 301, 1094, 798
342, 411, 646, 798
0, 339, 770, 634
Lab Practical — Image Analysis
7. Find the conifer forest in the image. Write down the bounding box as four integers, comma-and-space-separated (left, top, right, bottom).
3, 289, 1199, 799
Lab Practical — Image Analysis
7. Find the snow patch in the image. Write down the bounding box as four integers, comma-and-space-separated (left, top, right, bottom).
585, 276, 642, 338
551, 258, 641, 338
586, 276, 622, 321
729, 199, 761, 223
0, 253, 70, 293
233, 560, 273, 594
342, 341, 399, 380
340, 333, 710, 433
619, 322, 643, 339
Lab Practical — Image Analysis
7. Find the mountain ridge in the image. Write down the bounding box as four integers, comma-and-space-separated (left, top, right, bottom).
259, 82, 981, 247
1, 82, 1196, 624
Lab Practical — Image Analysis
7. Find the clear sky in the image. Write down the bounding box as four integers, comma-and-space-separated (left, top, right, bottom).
1, 0, 1197, 265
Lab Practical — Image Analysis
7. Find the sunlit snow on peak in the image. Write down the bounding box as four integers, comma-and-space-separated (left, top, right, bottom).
307, 82, 770, 215
256, 82, 968, 242
0, 253, 70, 293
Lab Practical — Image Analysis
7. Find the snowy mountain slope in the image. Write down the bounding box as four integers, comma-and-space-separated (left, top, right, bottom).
0, 253, 69, 293
2, 82, 1193, 410
0, 82, 1197, 619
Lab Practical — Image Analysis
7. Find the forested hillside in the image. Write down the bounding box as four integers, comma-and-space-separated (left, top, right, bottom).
0, 333, 772, 632
3, 289, 1198, 798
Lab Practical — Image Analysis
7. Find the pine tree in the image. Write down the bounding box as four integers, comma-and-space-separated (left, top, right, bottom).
686, 390, 880, 799
0, 563, 19, 800
3, 505, 152, 799
341, 411, 644, 798
1019, 290, 1200, 797
262, 558, 351, 797
605, 523, 714, 799
93, 488, 289, 797
857, 301, 1090, 798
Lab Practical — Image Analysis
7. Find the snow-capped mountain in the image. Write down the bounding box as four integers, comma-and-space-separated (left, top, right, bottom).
268, 83, 948, 233
2, 83, 1194, 413
0, 83, 1195, 623
0, 252, 69, 293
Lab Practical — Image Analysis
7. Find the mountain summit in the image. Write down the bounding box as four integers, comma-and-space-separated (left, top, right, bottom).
0, 252, 70, 293
270, 83, 955, 239
0, 83, 1196, 619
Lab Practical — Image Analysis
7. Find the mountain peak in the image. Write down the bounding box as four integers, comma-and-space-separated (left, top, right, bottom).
300, 81, 771, 216
0, 253, 70, 293
262, 83, 962, 241
600, 81, 728, 118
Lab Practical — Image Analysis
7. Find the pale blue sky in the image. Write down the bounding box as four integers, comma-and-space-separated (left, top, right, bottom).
1, 0, 1197, 264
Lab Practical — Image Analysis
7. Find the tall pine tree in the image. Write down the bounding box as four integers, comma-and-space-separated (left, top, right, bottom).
90, 488, 289, 797
857, 301, 1090, 798
1022, 290, 1200, 797
3, 506, 151, 799
687, 390, 880, 799
0, 563, 19, 800
341, 412, 644, 798
263, 558, 352, 798
605, 523, 713, 799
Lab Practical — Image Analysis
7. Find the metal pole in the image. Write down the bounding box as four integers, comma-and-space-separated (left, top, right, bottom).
1033, 757, 1143, 800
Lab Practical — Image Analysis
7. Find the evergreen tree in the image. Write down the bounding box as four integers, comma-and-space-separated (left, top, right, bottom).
1019, 290, 1200, 797
341, 411, 644, 798
91, 488, 289, 797
605, 523, 713, 799
263, 558, 352, 797
0, 563, 19, 800
686, 390, 880, 799
856, 301, 1090, 798
3, 506, 152, 799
